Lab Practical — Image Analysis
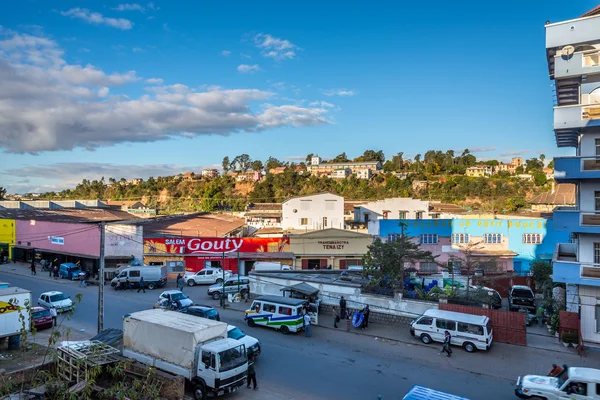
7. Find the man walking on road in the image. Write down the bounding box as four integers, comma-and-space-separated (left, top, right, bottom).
30, 259, 37, 276
339, 296, 346, 321
246, 354, 257, 390
137, 277, 146, 293
304, 312, 311, 338
333, 307, 340, 328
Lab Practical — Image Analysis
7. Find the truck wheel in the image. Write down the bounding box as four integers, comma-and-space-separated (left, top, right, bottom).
247, 318, 256, 327
147, 282, 156, 290
212, 292, 221, 300
193, 384, 207, 400
280, 325, 290, 335
187, 280, 196, 287
216, 278, 223, 284
420, 334, 432, 344
463, 342, 476, 353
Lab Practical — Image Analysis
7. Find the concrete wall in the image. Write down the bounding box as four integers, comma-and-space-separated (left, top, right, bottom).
282, 193, 344, 230
16, 220, 100, 257
250, 273, 437, 324
105, 224, 144, 259
579, 285, 600, 344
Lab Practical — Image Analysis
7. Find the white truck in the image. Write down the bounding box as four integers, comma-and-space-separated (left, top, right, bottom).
515, 366, 600, 399
123, 309, 248, 400
252, 262, 291, 271
0, 287, 31, 339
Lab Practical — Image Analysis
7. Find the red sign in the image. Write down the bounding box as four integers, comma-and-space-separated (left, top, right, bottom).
144, 237, 289, 255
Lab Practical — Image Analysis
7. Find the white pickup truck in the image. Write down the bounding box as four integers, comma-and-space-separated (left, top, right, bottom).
515, 366, 600, 399
123, 309, 248, 400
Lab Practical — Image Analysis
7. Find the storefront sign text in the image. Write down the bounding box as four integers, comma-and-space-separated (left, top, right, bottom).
144, 237, 289, 255
49, 236, 64, 245
317, 240, 349, 250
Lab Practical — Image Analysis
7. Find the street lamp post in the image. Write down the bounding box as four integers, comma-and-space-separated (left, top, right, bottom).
220, 252, 225, 307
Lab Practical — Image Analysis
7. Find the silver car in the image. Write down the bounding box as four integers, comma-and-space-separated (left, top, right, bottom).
207, 277, 250, 300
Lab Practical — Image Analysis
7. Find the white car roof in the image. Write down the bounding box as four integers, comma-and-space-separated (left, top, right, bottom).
569, 367, 600, 383
41, 291, 64, 296
422, 309, 489, 325
161, 290, 183, 294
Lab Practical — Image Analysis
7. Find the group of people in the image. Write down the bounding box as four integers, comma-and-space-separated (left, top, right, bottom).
332, 296, 370, 332
115, 277, 146, 293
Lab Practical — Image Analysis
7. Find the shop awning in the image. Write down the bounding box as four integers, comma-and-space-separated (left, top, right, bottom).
280, 282, 319, 297
14, 246, 100, 260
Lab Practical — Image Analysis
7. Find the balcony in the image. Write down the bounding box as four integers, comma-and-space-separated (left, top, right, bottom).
554, 156, 600, 182
554, 50, 600, 79
552, 243, 600, 287
554, 103, 600, 131
553, 207, 600, 233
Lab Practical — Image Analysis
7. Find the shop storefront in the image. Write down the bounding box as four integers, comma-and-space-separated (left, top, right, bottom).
0, 219, 16, 261
290, 228, 373, 270
14, 220, 101, 272
143, 236, 291, 274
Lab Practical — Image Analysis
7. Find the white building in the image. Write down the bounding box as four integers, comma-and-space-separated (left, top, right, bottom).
331, 168, 351, 179
281, 193, 344, 231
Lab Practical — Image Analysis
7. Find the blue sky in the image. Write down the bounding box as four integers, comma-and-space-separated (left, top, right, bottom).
0, 1, 597, 193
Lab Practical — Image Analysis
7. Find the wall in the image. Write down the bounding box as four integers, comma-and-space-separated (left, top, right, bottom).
105, 224, 144, 259
579, 132, 600, 158
579, 181, 598, 211
0, 219, 16, 258
355, 198, 430, 223
16, 220, 100, 258
281, 193, 344, 230
250, 273, 437, 323
579, 285, 600, 344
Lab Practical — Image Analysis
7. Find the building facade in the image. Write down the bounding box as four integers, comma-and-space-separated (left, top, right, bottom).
307, 156, 382, 178
379, 218, 569, 275
0, 219, 16, 260
244, 203, 282, 230
281, 193, 344, 231
201, 168, 220, 178
466, 166, 493, 177
289, 228, 373, 269
548, 6, 600, 344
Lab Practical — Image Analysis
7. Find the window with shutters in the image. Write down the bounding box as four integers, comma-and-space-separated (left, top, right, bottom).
300, 218, 309, 226
387, 234, 402, 242
420, 262, 438, 273
398, 210, 407, 219
484, 233, 502, 244
420, 234, 438, 244
451, 233, 469, 244
522, 234, 542, 244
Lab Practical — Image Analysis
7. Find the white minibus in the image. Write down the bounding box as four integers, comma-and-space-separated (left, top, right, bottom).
410, 309, 493, 352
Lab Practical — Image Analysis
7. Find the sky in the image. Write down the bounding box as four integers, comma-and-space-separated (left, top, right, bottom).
0, 1, 598, 194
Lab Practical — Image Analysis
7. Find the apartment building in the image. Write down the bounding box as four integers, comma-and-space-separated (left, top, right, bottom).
201, 168, 219, 178
281, 193, 344, 231
547, 6, 600, 345
494, 158, 524, 174
466, 165, 493, 177
307, 155, 381, 179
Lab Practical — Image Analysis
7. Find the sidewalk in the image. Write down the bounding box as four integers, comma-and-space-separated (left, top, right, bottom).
224, 299, 600, 381
0, 261, 75, 285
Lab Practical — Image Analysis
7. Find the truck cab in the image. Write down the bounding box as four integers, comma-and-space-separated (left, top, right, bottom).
195, 338, 248, 399
516, 367, 600, 399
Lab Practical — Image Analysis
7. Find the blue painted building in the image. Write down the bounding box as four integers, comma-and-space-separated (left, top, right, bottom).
547, 6, 600, 344
378, 218, 569, 275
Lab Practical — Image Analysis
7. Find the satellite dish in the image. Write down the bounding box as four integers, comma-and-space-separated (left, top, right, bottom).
293, 209, 297, 213
562, 45, 575, 57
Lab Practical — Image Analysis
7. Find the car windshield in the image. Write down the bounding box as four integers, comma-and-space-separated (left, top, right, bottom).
33, 309, 51, 318
50, 294, 68, 302
218, 345, 246, 372
170, 292, 188, 301
513, 289, 533, 298
228, 327, 245, 340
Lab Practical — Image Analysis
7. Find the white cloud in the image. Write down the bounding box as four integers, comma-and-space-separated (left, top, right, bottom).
145, 77, 164, 85
220, 50, 231, 56
240, 53, 251, 59
499, 150, 528, 157
132, 46, 143, 52
309, 100, 335, 108
0, 31, 331, 153
468, 146, 497, 153
113, 3, 145, 12
79, 48, 90, 53
147, 2, 158, 10
254, 33, 300, 61
162, 23, 169, 32
322, 88, 356, 97
61, 8, 133, 30
237, 64, 260, 74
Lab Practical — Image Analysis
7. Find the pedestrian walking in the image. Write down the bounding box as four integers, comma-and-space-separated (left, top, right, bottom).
48, 261, 53, 277
80, 273, 87, 287
49, 306, 57, 327
333, 306, 340, 329
177, 274, 184, 292
53, 265, 58, 279
441, 330, 452, 357
245, 284, 251, 303
304, 312, 311, 338
137, 277, 146, 293
246, 354, 258, 390
30, 259, 37, 276
536, 304, 545, 327
125, 277, 132, 291
345, 309, 351, 332
362, 305, 370, 330
339, 296, 347, 320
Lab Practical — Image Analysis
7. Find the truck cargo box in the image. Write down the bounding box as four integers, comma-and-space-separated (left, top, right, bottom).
0, 287, 31, 338
123, 309, 227, 370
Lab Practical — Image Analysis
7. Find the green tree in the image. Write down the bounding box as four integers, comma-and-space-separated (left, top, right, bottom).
266, 156, 282, 171
362, 236, 437, 286
360, 149, 385, 163
449, 241, 499, 298
305, 153, 314, 163
332, 152, 349, 163
505, 197, 527, 212
533, 172, 548, 186
234, 154, 251, 172
222, 156, 231, 174
251, 160, 264, 171
540, 154, 546, 165
547, 159, 554, 169
0, 186, 6, 200
530, 259, 553, 298
526, 158, 544, 172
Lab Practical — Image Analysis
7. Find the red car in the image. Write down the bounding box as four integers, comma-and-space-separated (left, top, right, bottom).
31, 306, 53, 330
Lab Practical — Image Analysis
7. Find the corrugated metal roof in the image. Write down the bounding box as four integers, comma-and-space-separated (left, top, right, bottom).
529, 184, 575, 205
0, 208, 139, 223
140, 213, 245, 237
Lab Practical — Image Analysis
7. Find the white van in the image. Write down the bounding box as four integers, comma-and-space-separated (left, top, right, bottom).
110, 266, 167, 290
410, 309, 493, 352
252, 262, 291, 272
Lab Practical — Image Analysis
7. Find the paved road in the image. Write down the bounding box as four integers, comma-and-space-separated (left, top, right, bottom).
1, 272, 515, 399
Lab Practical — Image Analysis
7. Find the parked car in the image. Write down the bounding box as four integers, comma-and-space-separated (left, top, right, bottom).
59, 263, 85, 280
184, 268, 231, 286
207, 276, 250, 300
38, 291, 74, 313
227, 325, 261, 357
157, 290, 193, 308
179, 305, 220, 321
453, 286, 502, 309
515, 366, 599, 399
31, 306, 53, 330
111, 266, 167, 290
509, 285, 536, 312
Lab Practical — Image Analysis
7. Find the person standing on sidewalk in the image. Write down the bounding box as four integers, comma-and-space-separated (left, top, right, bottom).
30, 259, 37, 276
441, 330, 452, 357
53, 265, 58, 279
536, 304, 545, 327
361, 305, 370, 330
339, 296, 347, 321
246, 354, 257, 390
137, 277, 146, 293
176, 274, 183, 291
333, 307, 340, 329
304, 312, 311, 338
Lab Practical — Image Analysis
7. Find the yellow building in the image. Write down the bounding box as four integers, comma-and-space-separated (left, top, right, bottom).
0, 219, 16, 260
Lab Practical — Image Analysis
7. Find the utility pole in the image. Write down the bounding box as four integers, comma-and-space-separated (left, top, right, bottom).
98, 221, 106, 333
220, 251, 225, 307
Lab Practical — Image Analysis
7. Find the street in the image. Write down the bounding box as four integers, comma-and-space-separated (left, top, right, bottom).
3, 271, 516, 399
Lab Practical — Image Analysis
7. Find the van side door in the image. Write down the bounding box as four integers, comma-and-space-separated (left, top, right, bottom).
435, 319, 457, 343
